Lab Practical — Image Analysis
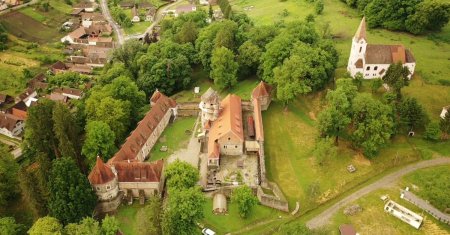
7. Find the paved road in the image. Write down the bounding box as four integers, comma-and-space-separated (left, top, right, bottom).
124, 0, 181, 40
99, 0, 124, 45
306, 157, 450, 229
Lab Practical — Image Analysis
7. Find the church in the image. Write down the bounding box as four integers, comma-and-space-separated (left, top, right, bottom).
347, 17, 416, 79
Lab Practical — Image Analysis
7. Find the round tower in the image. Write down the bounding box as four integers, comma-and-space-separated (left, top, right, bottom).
88, 156, 119, 201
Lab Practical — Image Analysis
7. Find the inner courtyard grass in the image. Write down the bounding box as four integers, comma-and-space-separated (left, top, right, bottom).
148, 117, 197, 161
115, 203, 144, 235
201, 199, 286, 234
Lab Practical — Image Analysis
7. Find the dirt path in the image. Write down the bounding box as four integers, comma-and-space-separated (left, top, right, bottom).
306, 157, 450, 229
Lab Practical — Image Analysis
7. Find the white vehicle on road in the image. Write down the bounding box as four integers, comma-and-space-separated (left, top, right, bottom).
202, 228, 216, 235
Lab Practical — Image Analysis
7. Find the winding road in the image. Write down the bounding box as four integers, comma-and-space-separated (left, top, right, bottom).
99, 0, 125, 44
306, 157, 450, 229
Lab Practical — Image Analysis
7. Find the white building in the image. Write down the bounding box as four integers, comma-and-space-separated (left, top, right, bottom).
0, 113, 25, 139
199, 87, 220, 129
347, 17, 416, 79
384, 200, 423, 229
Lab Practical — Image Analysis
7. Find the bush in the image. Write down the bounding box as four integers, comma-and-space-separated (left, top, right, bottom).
424, 122, 441, 141
315, 0, 324, 14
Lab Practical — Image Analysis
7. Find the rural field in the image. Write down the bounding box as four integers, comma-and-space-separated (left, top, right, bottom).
327, 166, 450, 234
0, 0, 70, 95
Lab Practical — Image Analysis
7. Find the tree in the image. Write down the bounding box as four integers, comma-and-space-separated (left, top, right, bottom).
52, 103, 84, 172
313, 137, 337, 166
406, 0, 450, 34
382, 62, 410, 100
0, 24, 8, 51
398, 97, 427, 131
48, 157, 96, 224
0, 148, 19, 207
273, 55, 312, 105
238, 40, 262, 75
136, 197, 162, 235
315, 0, 324, 14
318, 78, 357, 144
231, 186, 258, 218
24, 99, 59, 158
278, 221, 312, 235
101, 215, 120, 235
176, 21, 198, 44
371, 78, 383, 93
0, 217, 24, 235
209, 4, 213, 18
48, 72, 89, 88
111, 39, 147, 79
86, 97, 131, 143
210, 47, 238, 90
28, 216, 63, 235
424, 122, 441, 141
440, 112, 450, 139
98, 63, 132, 85
162, 187, 205, 235
64, 217, 101, 235
351, 93, 394, 157
82, 121, 117, 167
164, 160, 199, 190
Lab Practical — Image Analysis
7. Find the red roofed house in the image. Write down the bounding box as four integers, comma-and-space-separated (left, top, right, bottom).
0, 113, 25, 139
206, 94, 244, 167
88, 91, 177, 211
347, 17, 416, 79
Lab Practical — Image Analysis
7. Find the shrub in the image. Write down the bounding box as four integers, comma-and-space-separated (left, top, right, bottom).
424, 122, 441, 141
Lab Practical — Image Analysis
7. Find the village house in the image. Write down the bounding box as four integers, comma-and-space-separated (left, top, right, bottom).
175, 5, 196, 17
16, 88, 37, 105
61, 25, 113, 45
46, 92, 69, 104
73, 2, 98, 12
53, 87, 84, 100
4, 0, 20, 6
49, 61, 69, 74
347, 17, 416, 79
441, 105, 449, 119
8, 101, 31, 119
80, 12, 106, 28
88, 91, 177, 211
131, 5, 140, 22
146, 7, 156, 21
0, 2, 8, 11
0, 113, 25, 139
68, 63, 94, 74
27, 73, 49, 90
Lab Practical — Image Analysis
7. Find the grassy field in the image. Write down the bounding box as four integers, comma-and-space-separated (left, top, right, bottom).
201, 199, 286, 234
115, 203, 145, 235
327, 167, 450, 235
148, 117, 197, 161
124, 20, 152, 35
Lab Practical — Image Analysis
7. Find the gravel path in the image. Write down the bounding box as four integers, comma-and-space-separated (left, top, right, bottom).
306, 157, 450, 229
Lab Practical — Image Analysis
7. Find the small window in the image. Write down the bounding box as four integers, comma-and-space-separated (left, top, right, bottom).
235, 145, 238, 148
228, 137, 231, 141
366, 66, 370, 70
96, 187, 100, 190
374, 66, 378, 71
106, 185, 111, 190
359, 47, 362, 53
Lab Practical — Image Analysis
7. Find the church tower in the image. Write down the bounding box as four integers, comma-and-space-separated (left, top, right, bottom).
347, 17, 368, 77
199, 87, 220, 130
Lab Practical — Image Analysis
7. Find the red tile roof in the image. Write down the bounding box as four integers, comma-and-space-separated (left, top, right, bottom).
208, 94, 243, 159
253, 98, 264, 141
252, 81, 272, 100
89, 156, 116, 185
110, 91, 176, 163
0, 113, 23, 131
365, 45, 413, 65
113, 160, 163, 182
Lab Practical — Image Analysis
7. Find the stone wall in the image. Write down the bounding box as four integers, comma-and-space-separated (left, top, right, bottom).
177, 102, 200, 117
256, 184, 289, 212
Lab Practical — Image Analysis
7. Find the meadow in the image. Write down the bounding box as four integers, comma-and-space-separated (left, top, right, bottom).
327, 166, 450, 234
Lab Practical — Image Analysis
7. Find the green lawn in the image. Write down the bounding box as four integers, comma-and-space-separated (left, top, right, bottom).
201, 199, 286, 234
124, 21, 152, 35
171, 67, 260, 102
148, 117, 197, 161
115, 203, 145, 235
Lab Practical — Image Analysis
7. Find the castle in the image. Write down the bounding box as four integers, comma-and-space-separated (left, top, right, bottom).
347, 17, 416, 79
88, 91, 177, 212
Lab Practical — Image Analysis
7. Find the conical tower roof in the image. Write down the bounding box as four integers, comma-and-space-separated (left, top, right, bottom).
88, 156, 115, 185
354, 17, 366, 42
